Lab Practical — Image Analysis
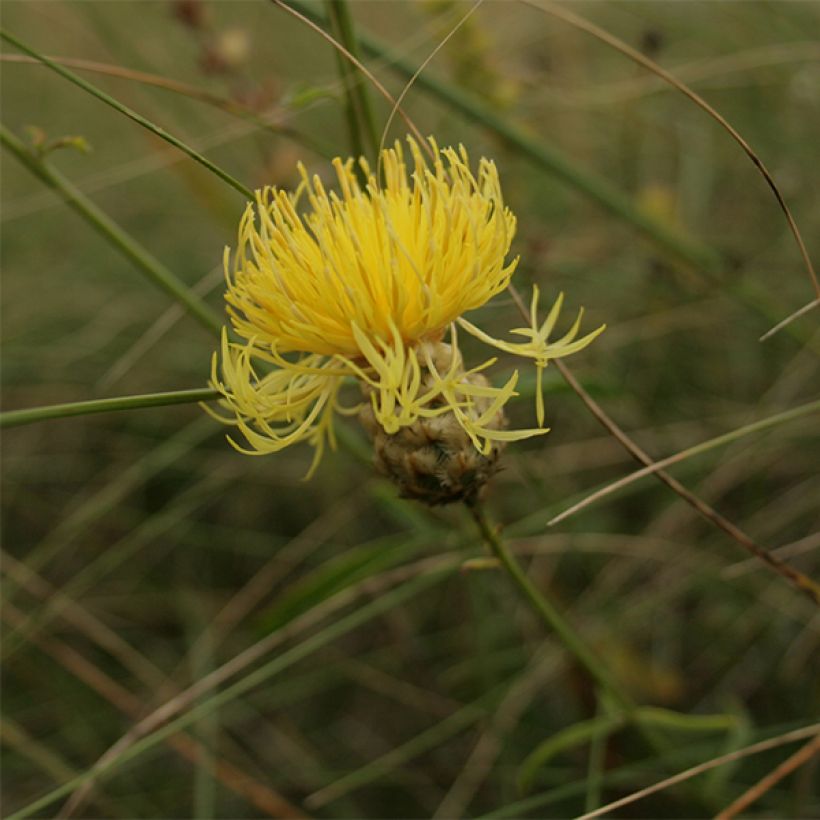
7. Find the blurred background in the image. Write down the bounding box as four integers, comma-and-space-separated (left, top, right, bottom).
2, 1, 819, 817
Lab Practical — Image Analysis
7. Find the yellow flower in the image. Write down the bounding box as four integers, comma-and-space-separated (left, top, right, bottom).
207, 136, 603, 476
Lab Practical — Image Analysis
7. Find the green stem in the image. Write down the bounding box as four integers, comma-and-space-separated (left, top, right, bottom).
585, 694, 607, 814
325, 0, 380, 163
466, 501, 634, 713
326, 1, 364, 161
0, 388, 219, 429
466, 501, 705, 796
0, 125, 222, 335
0, 54, 329, 157
0, 29, 253, 200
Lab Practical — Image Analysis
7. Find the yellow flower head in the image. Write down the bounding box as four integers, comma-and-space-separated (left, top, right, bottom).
208, 136, 603, 476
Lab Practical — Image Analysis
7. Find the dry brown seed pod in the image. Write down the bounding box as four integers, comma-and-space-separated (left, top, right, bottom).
359, 342, 506, 505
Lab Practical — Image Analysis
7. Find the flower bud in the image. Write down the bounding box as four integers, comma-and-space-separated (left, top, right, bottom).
359, 342, 506, 505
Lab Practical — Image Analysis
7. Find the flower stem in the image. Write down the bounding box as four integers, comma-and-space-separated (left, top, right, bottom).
325, 0, 380, 164
466, 500, 635, 713
0, 388, 220, 429
465, 500, 708, 792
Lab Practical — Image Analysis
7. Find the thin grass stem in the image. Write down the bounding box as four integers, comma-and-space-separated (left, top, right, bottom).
0, 388, 219, 429
549, 398, 820, 526
0, 125, 223, 335
524, 0, 819, 299
0, 29, 253, 200
466, 501, 634, 712
578, 724, 820, 820
326, 0, 380, 163
0, 53, 328, 157
555, 354, 820, 604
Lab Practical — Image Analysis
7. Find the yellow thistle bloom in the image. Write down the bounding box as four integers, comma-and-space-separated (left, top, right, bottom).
208, 136, 603, 477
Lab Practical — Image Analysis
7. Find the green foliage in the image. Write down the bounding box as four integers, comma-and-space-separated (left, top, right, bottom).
2, 2, 819, 818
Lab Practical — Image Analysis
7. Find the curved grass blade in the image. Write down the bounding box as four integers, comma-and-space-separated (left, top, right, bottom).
0, 29, 253, 200
520, 705, 745, 794
523, 0, 819, 301
0, 53, 327, 157
548, 398, 820, 526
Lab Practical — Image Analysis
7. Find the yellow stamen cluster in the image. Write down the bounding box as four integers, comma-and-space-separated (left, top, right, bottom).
207, 136, 604, 476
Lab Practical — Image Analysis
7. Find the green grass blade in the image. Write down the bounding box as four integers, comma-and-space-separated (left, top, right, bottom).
307, 692, 497, 809
9, 566, 452, 820
636, 707, 740, 734
0, 125, 223, 335
2, 419, 214, 597
0, 29, 253, 200
518, 713, 627, 793
325, 0, 380, 162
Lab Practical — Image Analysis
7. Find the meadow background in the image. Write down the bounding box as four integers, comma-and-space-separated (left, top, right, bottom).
2, 1, 819, 817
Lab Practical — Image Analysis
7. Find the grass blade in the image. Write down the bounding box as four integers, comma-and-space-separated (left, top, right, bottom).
0, 29, 253, 200
0, 125, 223, 335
